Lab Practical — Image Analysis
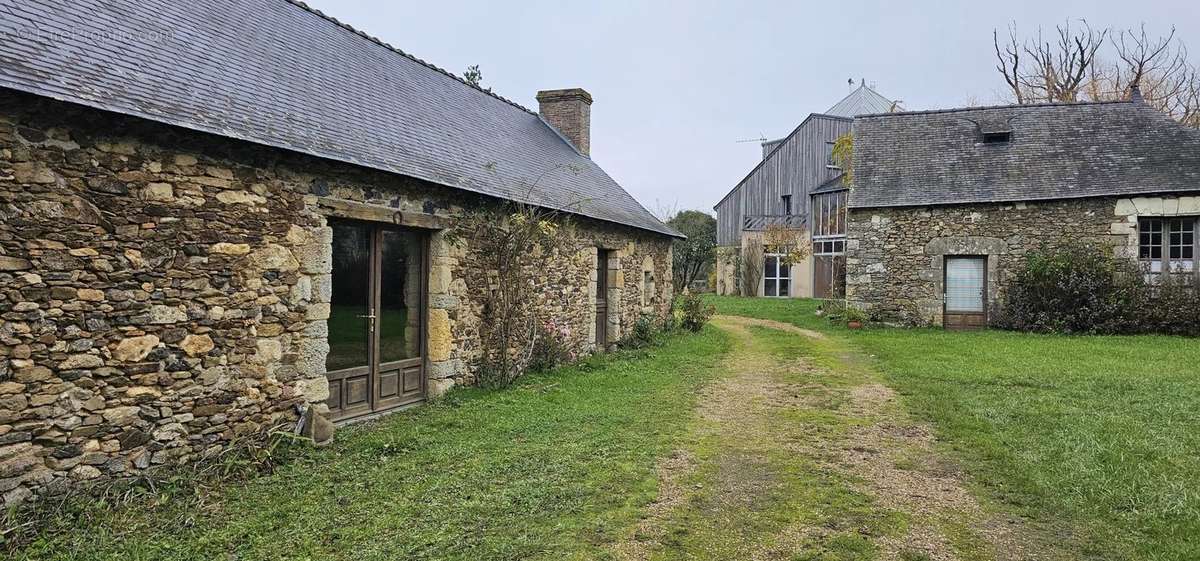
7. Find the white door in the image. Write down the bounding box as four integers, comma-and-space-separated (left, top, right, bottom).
944, 256, 987, 329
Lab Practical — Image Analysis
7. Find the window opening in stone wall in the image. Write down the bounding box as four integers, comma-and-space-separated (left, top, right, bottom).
1139, 217, 1198, 278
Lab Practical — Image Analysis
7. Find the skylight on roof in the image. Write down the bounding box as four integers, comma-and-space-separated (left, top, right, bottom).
982, 131, 1012, 144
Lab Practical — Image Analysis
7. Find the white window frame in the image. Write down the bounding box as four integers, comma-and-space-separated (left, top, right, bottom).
763, 252, 790, 297
1139, 216, 1198, 279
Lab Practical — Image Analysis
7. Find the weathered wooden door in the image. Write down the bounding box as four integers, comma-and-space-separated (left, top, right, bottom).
813, 255, 846, 299
595, 249, 610, 349
943, 256, 987, 330
325, 221, 427, 421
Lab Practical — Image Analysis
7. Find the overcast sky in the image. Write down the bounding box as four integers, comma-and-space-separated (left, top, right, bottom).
306, 0, 1199, 216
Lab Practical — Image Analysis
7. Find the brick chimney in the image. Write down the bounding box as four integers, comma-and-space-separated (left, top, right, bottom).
536, 88, 593, 156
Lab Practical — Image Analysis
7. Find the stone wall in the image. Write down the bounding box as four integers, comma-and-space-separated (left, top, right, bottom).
0, 90, 672, 505
844, 196, 1198, 325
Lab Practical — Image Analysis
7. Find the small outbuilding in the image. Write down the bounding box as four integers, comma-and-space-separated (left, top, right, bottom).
846, 93, 1200, 327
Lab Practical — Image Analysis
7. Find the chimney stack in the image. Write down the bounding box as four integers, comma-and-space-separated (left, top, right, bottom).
536, 88, 593, 156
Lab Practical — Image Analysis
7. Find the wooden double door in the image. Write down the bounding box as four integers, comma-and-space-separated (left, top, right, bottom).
325, 220, 427, 421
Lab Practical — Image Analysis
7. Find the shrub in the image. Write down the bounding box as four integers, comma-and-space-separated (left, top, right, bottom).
529, 317, 575, 372
678, 292, 715, 332
995, 243, 1133, 333
819, 299, 870, 326
996, 242, 1200, 336
622, 314, 660, 349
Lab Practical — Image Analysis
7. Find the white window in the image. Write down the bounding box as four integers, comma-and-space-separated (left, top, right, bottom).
1139, 217, 1198, 276
763, 253, 790, 297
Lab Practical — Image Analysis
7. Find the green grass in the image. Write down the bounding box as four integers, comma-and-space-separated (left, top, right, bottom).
707, 295, 1200, 561
641, 323, 905, 560
15, 328, 732, 561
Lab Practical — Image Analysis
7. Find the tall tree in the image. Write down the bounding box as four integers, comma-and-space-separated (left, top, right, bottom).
666, 210, 717, 293
992, 22, 1200, 127
993, 21, 1106, 103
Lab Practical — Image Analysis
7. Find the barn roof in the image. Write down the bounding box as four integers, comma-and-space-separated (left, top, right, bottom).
0, 0, 679, 237
825, 84, 897, 117
850, 99, 1200, 208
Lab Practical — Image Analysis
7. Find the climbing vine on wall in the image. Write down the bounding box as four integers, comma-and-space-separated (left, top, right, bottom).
831, 133, 853, 186
450, 202, 576, 387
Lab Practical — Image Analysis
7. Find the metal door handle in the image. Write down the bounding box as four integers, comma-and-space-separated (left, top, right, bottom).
357, 313, 377, 331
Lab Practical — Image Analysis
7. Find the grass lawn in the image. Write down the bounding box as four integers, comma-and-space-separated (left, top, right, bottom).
13, 296, 1200, 560
13, 328, 732, 561
707, 295, 1200, 561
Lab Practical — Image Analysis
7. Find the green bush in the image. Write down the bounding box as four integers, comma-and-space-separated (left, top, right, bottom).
529, 318, 576, 372
818, 299, 869, 326
678, 292, 715, 332
995, 242, 1200, 335
622, 314, 660, 349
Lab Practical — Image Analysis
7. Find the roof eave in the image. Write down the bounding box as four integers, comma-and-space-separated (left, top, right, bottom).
2, 84, 680, 239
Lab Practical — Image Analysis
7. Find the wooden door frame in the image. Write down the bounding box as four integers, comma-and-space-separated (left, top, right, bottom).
595, 248, 610, 350
325, 219, 429, 422
942, 255, 989, 330
369, 228, 429, 412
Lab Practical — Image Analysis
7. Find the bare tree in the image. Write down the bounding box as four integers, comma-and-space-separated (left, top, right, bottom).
994, 20, 1106, 103
993, 22, 1200, 128
994, 25, 1025, 103
1112, 25, 1200, 122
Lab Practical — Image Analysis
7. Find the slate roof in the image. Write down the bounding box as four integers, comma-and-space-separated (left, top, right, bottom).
825, 84, 897, 117
850, 100, 1200, 209
0, 0, 679, 237
811, 173, 848, 195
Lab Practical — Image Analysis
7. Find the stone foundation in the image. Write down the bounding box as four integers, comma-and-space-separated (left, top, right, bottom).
0, 90, 673, 505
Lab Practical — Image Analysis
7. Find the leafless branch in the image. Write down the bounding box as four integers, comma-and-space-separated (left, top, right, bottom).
994, 25, 1024, 104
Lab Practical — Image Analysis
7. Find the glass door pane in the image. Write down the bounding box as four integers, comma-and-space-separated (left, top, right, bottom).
377, 228, 425, 405
945, 257, 985, 312
326, 221, 373, 419
379, 229, 422, 363
327, 221, 372, 372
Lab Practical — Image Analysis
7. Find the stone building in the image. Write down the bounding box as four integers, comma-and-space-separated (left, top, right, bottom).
846, 92, 1200, 328
714, 83, 897, 299
0, 0, 678, 504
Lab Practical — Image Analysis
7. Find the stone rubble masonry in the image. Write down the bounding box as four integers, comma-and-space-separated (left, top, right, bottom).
0, 90, 673, 506
844, 195, 1197, 325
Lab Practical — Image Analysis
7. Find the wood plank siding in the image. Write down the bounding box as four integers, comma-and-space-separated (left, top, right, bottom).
714, 114, 852, 246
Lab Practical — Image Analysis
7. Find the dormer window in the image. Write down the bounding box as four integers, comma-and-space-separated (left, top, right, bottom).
982, 131, 1011, 144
